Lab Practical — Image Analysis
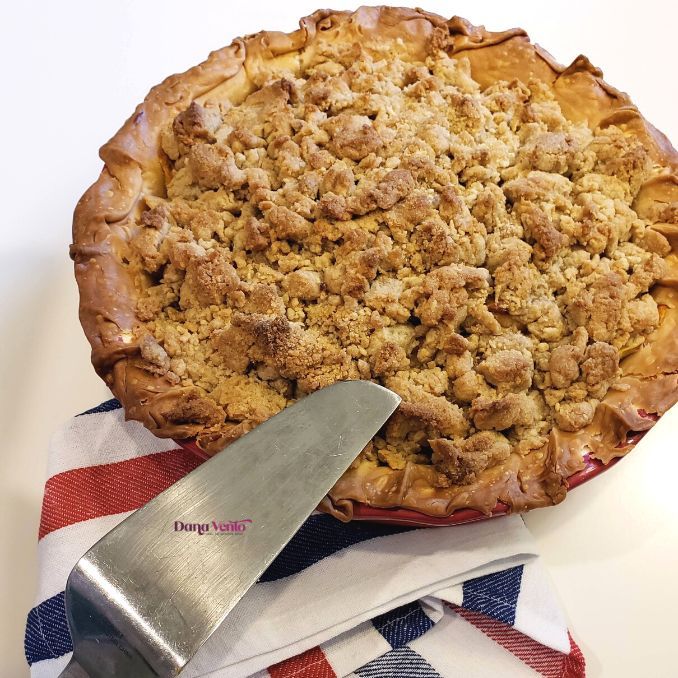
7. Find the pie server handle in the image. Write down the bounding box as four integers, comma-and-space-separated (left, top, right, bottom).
57, 380, 400, 677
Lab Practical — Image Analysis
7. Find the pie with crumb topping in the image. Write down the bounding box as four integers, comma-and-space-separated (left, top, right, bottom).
71, 7, 678, 520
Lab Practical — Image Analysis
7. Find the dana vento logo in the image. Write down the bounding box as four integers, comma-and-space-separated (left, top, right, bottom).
173, 519, 253, 535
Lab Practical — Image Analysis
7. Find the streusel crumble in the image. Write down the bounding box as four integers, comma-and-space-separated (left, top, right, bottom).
128, 39, 668, 490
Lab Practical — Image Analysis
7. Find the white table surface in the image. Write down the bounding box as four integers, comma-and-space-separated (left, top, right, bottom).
1, 1, 676, 675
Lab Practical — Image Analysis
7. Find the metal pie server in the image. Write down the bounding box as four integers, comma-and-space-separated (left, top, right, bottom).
58, 381, 400, 678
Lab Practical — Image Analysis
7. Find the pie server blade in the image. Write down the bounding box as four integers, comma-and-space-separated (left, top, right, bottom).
58, 380, 400, 678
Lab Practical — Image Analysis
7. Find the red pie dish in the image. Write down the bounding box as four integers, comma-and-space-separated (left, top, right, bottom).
177, 426, 650, 526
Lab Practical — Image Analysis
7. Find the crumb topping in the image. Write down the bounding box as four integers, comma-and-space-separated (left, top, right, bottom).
130, 40, 670, 486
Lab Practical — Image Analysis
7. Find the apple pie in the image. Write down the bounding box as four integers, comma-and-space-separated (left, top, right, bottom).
71, 7, 678, 519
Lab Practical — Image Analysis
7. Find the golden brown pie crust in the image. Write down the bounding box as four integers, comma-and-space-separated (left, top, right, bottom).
71, 6, 678, 520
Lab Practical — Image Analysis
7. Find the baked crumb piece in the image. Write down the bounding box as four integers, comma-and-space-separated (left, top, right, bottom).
161, 391, 225, 428
188, 143, 246, 190
554, 400, 596, 432
173, 102, 222, 146
235, 217, 269, 252
327, 113, 383, 160
430, 432, 511, 484
138, 333, 171, 375
129, 40, 670, 485
470, 393, 537, 431
283, 270, 322, 300
581, 342, 619, 387
185, 249, 240, 305
478, 349, 534, 391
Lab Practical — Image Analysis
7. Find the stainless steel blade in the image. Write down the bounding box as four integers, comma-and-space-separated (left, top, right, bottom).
59, 381, 400, 678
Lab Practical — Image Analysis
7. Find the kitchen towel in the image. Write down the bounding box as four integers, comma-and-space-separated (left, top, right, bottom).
25, 400, 585, 677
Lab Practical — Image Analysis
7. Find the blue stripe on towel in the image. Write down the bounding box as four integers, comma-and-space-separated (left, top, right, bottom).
372, 602, 434, 648
24, 592, 72, 665
355, 646, 443, 677
462, 565, 523, 625
76, 399, 122, 416
260, 513, 414, 582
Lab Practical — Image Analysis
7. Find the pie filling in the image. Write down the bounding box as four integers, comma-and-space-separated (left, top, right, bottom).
124, 37, 672, 494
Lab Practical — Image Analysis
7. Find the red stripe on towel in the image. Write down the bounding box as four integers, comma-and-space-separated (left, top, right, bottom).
268, 645, 337, 678
453, 606, 586, 678
39, 449, 201, 539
